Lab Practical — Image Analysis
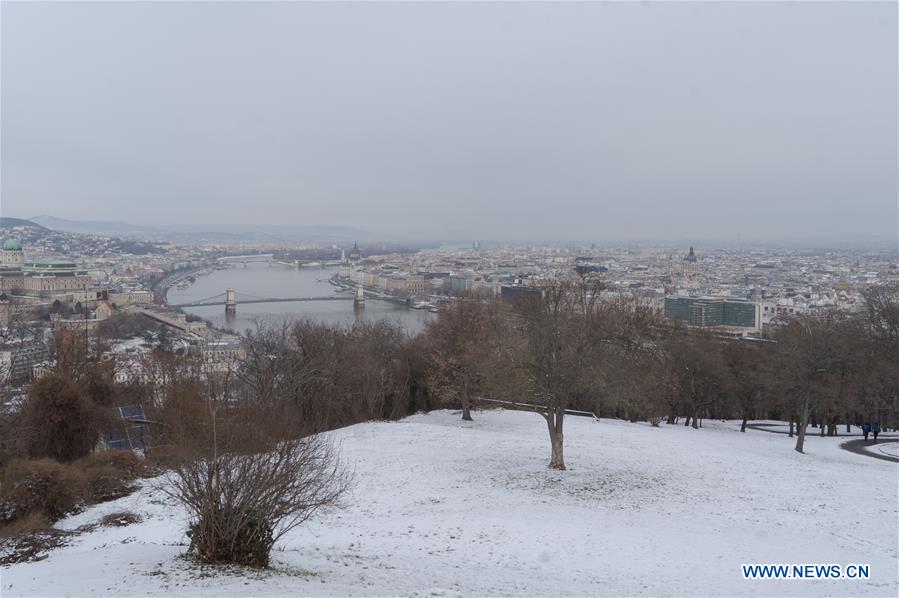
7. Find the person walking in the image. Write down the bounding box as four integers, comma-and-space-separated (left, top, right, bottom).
862, 422, 871, 441
872, 423, 881, 442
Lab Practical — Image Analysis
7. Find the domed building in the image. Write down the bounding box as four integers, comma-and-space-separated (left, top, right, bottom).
0, 238, 95, 302
0, 238, 25, 291
1, 238, 24, 269
683, 246, 698, 278
683, 245, 700, 288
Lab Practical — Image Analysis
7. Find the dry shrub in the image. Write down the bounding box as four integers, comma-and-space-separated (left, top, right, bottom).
0, 459, 88, 525
164, 403, 351, 568
81, 464, 134, 502
101, 511, 142, 527
0, 512, 50, 538
75, 450, 145, 478
68, 450, 143, 503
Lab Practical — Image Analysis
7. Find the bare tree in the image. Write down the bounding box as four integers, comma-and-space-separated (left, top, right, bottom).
425, 297, 503, 420
774, 314, 845, 453
0, 295, 40, 344
236, 318, 418, 432
498, 277, 660, 469
720, 341, 770, 432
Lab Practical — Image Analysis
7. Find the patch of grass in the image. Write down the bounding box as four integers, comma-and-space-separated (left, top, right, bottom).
269, 564, 320, 578
170, 553, 320, 581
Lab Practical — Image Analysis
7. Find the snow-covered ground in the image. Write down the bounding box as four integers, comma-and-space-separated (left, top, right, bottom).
2, 410, 897, 597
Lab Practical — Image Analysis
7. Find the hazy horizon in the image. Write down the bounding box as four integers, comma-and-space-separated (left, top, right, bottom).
2, 1, 897, 243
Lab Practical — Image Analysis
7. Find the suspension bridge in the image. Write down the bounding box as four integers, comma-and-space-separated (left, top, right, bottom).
169, 288, 360, 310
216, 254, 274, 264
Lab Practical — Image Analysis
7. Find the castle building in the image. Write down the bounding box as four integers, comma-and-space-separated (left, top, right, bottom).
1, 238, 25, 268
0, 238, 25, 291
0, 238, 97, 303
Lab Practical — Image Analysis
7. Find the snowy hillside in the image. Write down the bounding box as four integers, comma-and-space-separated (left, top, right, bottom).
2, 410, 896, 597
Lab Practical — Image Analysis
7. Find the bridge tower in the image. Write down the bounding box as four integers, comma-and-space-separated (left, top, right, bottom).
225, 288, 237, 314
354, 286, 365, 310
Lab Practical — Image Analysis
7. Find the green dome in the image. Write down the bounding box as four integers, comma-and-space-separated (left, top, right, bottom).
3, 238, 22, 251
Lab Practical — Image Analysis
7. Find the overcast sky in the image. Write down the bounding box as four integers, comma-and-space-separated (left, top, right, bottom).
1, 1, 896, 242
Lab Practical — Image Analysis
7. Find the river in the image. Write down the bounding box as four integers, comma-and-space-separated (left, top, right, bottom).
165, 262, 434, 335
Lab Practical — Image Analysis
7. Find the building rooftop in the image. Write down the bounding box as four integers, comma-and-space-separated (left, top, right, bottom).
25, 258, 77, 266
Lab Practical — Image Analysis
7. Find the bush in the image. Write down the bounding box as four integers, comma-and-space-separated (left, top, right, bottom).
75, 450, 145, 479
0, 511, 50, 538
187, 507, 274, 567
81, 464, 133, 503
165, 409, 350, 568
0, 459, 88, 525
22, 373, 99, 462
74, 451, 144, 502
101, 511, 142, 527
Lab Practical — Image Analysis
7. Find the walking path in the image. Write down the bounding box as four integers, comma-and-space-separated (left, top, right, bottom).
839, 439, 899, 464
744, 423, 899, 464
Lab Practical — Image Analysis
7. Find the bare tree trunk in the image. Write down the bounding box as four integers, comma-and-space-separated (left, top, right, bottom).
691, 409, 699, 429
846, 419, 851, 433
461, 397, 472, 421
788, 417, 794, 437
545, 409, 565, 470
461, 384, 473, 421
795, 395, 810, 454
684, 415, 691, 427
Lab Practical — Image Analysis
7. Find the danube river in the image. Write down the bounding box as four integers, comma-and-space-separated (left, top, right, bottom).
166, 262, 433, 335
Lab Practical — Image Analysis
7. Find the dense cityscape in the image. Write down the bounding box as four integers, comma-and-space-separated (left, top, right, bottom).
2, 215, 896, 394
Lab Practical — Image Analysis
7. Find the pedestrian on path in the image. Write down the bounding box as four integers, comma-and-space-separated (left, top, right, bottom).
863, 422, 871, 441
873, 423, 881, 442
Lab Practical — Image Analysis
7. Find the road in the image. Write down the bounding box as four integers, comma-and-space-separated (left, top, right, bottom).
839, 439, 899, 464
744, 423, 899, 464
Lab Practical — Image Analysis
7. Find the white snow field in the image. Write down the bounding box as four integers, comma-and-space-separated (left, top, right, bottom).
2, 410, 897, 597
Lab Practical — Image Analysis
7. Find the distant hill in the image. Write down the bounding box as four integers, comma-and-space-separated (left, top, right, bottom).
0, 217, 45, 230
30, 215, 158, 236
29, 215, 376, 243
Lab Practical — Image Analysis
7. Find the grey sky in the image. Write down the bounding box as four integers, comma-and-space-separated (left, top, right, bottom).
1, 1, 896, 242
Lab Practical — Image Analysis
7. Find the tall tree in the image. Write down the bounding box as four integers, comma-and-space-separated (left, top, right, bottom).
426, 298, 503, 421
774, 314, 844, 453
23, 372, 99, 462
720, 340, 770, 432
510, 278, 655, 469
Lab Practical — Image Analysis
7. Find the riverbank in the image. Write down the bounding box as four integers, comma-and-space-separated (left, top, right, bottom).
151, 263, 223, 303
329, 274, 439, 312
166, 263, 434, 335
